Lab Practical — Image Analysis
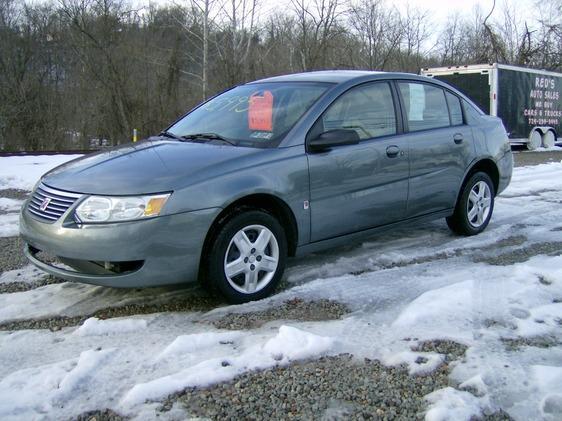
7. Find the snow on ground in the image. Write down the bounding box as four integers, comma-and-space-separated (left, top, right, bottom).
0, 155, 561, 420
0, 154, 82, 191
0, 154, 81, 238
0, 198, 24, 237
0, 213, 19, 237
0, 198, 23, 212
74, 317, 148, 337
0, 265, 47, 285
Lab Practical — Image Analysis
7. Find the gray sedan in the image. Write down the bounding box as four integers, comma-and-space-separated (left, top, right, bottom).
20, 71, 513, 303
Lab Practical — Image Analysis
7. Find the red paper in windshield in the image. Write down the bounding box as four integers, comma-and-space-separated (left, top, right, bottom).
248, 91, 273, 131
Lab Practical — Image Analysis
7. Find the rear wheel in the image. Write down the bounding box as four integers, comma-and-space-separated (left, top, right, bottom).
542, 130, 556, 148
447, 172, 495, 236
527, 130, 541, 150
206, 210, 287, 303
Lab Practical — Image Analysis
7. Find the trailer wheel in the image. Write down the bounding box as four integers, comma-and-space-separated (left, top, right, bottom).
542, 130, 556, 148
527, 130, 541, 150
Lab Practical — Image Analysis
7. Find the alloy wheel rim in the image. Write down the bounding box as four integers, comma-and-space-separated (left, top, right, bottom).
224, 224, 279, 294
467, 181, 492, 228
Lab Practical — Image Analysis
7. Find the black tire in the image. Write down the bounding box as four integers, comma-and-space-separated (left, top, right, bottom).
446, 172, 495, 236
205, 209, 287, 303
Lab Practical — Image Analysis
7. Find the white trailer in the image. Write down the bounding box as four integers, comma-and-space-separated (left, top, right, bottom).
421, 63, 562, 150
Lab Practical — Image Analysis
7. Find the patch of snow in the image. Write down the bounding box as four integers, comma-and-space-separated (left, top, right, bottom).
0, 155, 81, 191
121, 325, 334, 408
459, 374, 488, 397
0, 265, 47, 285
382, 351, 445, 375
0, 348, 114, 420
425, 387, 491, 421
392, 280, 474, 333
533, 366, 562, 420
262, 325, 334, 362
156, 331, 244, 361
74, 317, 148, 337
0, 213, 19, 237
533, 365, 562, 394
0, 198, 23, 213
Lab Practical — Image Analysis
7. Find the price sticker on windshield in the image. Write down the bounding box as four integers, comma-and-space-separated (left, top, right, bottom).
249, 91, 273, 131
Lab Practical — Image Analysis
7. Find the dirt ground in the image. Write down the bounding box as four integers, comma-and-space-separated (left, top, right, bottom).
513, 148, 562, 167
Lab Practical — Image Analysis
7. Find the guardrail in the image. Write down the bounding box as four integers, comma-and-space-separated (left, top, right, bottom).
0, 150, 97, 157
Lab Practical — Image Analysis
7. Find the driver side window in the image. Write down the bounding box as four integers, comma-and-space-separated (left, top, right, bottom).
320, 82, 397, 140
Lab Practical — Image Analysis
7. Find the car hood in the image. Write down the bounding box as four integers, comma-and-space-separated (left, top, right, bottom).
42, 139, 266, 195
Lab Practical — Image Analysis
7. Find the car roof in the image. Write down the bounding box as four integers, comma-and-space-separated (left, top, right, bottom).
249, 70, 404, 84
247, 70, 478, 107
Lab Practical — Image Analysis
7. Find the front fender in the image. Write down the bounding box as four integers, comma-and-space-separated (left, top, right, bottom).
164, 146, 310, 244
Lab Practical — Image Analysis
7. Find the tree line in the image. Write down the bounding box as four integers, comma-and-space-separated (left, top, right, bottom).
0, 0, 560, 151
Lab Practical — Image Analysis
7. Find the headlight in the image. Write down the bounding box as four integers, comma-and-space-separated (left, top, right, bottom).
75, 193, 170, 223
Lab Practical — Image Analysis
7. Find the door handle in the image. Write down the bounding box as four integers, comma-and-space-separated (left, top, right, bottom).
386, 145, 400, 158
453, 133, 464, 144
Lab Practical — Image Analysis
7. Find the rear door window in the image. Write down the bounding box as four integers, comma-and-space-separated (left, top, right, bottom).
445, 91, 464, 126
463, 100, 484, 124
398, 82, 450, 132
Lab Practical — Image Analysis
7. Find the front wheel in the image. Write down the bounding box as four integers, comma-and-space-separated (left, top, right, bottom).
447, 172, 495, 236
206, 210, 287, 303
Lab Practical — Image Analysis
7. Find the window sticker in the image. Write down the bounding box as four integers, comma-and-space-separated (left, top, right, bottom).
250, 131, 273, 140
409, 84, 426, 121
249, 91, 274, 131
204, 95, 249, 113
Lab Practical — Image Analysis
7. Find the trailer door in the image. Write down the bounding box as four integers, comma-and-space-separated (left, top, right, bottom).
434, 73, 491, 115
397, 82, 475, 217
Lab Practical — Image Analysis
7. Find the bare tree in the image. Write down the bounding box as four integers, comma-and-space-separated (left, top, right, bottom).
348, 0, 402, 70
533, 0, 562, 69
2, 0, 562, 151
59, 0, 136, 144
213, 0, 259, 84
398, 3, 431, 72
291, 0, 344, 71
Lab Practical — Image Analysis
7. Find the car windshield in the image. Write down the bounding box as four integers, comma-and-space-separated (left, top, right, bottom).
166, 82, 331, 147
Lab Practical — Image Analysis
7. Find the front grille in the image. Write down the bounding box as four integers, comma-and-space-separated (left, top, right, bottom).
27, 183, 82, 223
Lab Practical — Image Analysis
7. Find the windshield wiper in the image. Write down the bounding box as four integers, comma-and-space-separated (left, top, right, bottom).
159, 130, 184, 141
181, 132, 236, 146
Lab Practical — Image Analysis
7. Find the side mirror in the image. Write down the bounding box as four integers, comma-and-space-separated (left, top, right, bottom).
308, 129, 360, 152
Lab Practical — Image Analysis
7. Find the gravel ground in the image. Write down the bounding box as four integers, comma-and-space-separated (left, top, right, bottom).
341, 235, 527, 279
501, 335, 561, 351
211, 298, 350, 330
411, 340, 468, 363
160, 349, 512, 421
171, 354, 452, 420
0, 275, 64, 294
479, 235, 527, 250
0, 292, 224, 331
0, 188, 29, 200
72, 409, 126, 421
0, 236, 27, 273
473, 241, 562, 266
512, 149, 562, 167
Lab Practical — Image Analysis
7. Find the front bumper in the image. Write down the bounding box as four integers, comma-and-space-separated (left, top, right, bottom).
20, 204, 221, 287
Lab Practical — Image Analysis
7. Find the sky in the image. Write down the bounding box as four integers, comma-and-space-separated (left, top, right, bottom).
142, 0, 537, 25
402, 0, 535, 27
